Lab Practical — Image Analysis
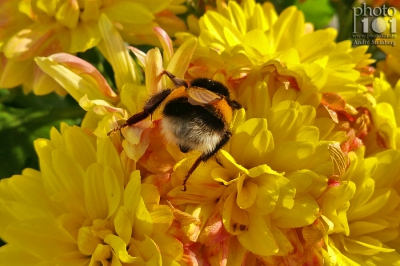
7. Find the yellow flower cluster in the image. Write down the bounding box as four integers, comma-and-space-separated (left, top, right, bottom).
1, 0, 400, 265
0, 0, 186, 95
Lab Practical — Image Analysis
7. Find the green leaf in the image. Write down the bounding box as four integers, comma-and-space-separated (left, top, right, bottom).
0, 88, 85, 179
295, 0, 335, 29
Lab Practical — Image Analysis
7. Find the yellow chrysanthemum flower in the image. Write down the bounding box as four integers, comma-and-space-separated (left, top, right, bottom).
24, 0, 400, 265
0, 0, 187, 95
0, 123, 183, 265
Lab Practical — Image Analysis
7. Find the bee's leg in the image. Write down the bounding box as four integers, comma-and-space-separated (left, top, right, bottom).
181, 131, 232, 191
160, 70, 188, 88
107, 89, 172, 136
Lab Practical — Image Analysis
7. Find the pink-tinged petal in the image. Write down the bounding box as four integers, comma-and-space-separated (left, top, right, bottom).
49, 53, 117, 98
35, 54, 118, 103
237, 213, 279, 256
145, 48, 164, 94
166, 37, 197, 81
0, 244, 42, 266
199, 212, 230, 246
153, 27, 173, 64
98, 14, 139, 89
32, 64, 67, 96
3, 217, 79, 260
122, 124, 152, 162
69, 21, 101, 53
128, 46, 146, 67
137, 121, 176, 174
55, 0, 80, 29
0, 55, 33, 88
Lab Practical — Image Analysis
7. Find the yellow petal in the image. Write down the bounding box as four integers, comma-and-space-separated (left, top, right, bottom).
0, 244, 42, 265
84, 164, 121, 219
102, 1, 154, 24
98, 14, 139, 90
271, 194, 319, 228
237, 212, 279, 256
69, 21, 101, 53
55, 0, 79, 29
145, 48, 164, 94
104, 235, 139, 263
166, 38, 197, 82
114, 207, 132, 245
223, 191, 250, 235
4, 217, 78, 260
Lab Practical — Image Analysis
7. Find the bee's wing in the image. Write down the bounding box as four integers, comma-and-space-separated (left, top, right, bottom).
187, 87, 221, 106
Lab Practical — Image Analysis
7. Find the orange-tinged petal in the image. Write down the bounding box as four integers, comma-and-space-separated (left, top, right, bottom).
225, 237, 247, 266
0, 56, 33, 88
152, 232, 183, 261
147, 205, 172, 233
145, 48, 164, 94
237, 212, 279, 256
153, 27, 173, 65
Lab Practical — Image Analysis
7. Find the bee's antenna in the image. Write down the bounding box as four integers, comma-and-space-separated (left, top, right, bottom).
181, 156, 202, 191
161, 70, 188, 88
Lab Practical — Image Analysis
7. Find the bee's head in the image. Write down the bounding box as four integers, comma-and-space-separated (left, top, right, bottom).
190, 78, 242, 110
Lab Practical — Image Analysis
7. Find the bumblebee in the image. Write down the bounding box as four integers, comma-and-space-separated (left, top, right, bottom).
108, 70, 242, 191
